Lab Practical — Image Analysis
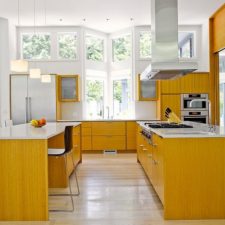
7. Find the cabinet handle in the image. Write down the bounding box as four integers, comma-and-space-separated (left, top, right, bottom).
142, 148, 147, 151
139, 144, 144, 147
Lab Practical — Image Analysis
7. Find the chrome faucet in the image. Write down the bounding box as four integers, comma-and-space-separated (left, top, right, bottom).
190, 99, 215, 131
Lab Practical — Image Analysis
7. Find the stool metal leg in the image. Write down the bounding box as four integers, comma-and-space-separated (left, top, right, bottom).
71, 153, 80, 196
49, 155, 75, 212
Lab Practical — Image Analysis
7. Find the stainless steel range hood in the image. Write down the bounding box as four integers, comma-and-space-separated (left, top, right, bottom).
141, 0, 197, 80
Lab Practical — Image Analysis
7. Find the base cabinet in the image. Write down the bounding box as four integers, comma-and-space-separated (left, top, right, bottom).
81, 121, 136, 151
137, 124, 225, 219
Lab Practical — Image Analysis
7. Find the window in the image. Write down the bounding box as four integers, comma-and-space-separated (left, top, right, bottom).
86, 35, 104, 61
113, 78, 132, 118
112, 34, 131, 62
138, 31, 195, 59
219, 49, 225, 126
178, 32, 194, 58
139, 31, 151, 59
21, 33, 51, 60
58, 33, 77, 60
85, 79, 104, 119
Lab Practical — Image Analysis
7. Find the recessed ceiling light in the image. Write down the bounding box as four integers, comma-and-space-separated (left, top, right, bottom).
59, 18, 63, 22
83, 18, 86, 22
130, 18, 134, 21
106, 18, 110, 22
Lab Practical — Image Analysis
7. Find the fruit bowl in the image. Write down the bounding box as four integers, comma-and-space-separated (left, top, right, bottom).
30, 118, 46, 128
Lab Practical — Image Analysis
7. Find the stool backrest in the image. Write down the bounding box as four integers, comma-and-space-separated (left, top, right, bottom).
64, 126, 73, 154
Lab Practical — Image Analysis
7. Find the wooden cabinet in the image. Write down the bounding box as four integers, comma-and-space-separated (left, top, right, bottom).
58, 75, 80, 102
92, 136, 126, 150
81, 122, 92, 150
160, 94, 181, 121
138, 74, 159, 101
136, 126, 164, 204
126, 122, 136, 150
161, 72, 210, 94
92, 122, 126, 135
92, 122, 126, 150
73, 126, 81, 165
81, 121, 136, 151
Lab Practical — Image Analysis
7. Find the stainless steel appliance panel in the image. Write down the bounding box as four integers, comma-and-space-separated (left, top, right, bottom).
181, 94, 209, 111
181, 111, 208, 124
11, 75, 56, 125
11, 76, 28, 125
28, 76, 56, 122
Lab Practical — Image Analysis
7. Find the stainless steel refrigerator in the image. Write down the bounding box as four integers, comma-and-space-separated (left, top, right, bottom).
10, 75, 56, 125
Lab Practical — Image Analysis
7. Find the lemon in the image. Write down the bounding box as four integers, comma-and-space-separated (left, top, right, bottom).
31, 120, 38, 126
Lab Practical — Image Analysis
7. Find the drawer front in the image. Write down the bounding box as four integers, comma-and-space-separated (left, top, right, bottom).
92, 122, 126, 135
82, 122, 92, 128
82, 136, 92, 150
126, 122, 136, 149
127, 137, 136, 150
82, 127, 92, 136
92, 135, 126, 150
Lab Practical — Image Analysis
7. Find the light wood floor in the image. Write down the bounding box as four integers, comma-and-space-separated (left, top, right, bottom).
1, 153, 225, 225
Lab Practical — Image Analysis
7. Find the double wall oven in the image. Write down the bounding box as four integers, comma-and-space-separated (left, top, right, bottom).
181, 94, 209, 124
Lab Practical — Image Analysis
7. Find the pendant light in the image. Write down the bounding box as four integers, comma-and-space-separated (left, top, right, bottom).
10, 0, 28, 73
41, 0, 51, 83
29, 0, 41, 78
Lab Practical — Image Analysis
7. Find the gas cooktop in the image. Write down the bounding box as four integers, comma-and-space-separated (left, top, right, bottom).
144, 122, 193, 129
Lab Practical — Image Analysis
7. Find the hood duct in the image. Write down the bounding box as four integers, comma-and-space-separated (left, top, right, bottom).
141, 0, 197, 80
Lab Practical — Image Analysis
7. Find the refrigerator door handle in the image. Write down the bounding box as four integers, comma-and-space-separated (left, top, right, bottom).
25, 97, 29, 123
28, 97, 32, 122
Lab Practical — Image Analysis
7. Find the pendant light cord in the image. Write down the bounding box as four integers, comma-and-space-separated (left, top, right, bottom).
17, 0, 20, 26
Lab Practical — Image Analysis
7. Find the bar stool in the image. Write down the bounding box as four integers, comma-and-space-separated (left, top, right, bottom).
48, 126, 80, 212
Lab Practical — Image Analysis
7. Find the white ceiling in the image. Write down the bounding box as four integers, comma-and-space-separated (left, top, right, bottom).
0, 0, 224, 33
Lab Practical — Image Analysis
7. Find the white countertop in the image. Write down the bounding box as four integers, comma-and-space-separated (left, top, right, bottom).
0, 122, 81, 140
137, 121, 225, 138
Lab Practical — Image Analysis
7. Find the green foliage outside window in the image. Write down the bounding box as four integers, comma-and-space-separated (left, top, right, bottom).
22, 34, 50, 60
58, 33, 77, 60
112, 35, 131, 62
86, 80, 104, 102
140, 31, 151, 58
86, 79, 104, 118
113, 80, 122, 103
86, 35, 104, 61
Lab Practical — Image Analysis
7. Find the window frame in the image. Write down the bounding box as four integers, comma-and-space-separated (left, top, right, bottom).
84, 76, 106, 119
137, 28, 198, 61
111, 72, 134, 119
57, 32, 79, 61
111, 33, 132, 63
20, 32, 51, 61
85, 33, 105, 62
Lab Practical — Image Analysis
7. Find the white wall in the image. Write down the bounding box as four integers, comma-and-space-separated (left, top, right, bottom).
0, 18, 10, 126
199, 20, 210, 72
13, 24, 210, 121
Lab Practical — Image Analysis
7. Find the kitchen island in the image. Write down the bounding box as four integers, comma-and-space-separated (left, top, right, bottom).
137, 121, 225, 220
0, 122, 81, 221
